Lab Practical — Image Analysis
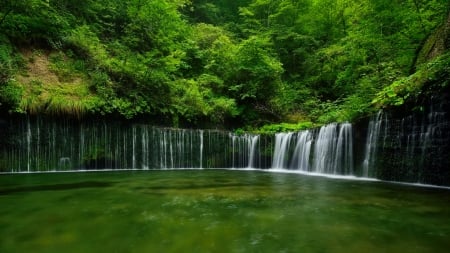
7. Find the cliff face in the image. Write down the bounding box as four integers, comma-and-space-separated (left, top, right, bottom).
357, 11, 450, 186
416, 11, 450, 67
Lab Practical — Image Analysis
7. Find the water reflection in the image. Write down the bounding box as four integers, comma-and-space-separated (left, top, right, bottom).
0, 170, 449, 253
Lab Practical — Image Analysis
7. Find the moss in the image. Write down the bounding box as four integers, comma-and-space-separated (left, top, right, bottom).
252, 121, 316, 134
416, 28, 441, 67
373, 52, 450, 108
416, 12, 450, 67
13, 49, 101, 117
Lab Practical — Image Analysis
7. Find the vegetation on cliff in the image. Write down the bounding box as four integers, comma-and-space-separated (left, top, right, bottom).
0, 0, 449, 129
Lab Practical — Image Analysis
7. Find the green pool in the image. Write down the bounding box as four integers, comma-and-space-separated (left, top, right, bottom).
1, 169, 449, 253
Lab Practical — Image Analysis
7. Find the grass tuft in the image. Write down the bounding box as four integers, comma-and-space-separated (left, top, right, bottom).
15, 49, 100, 118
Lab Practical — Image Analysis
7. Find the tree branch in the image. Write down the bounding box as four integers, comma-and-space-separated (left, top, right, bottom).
0, 7, 13, 27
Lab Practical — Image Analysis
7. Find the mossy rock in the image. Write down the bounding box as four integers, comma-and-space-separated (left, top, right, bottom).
416, 12, 450, 67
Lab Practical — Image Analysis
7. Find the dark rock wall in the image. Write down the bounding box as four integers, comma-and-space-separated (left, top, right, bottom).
354, 93, 450, 186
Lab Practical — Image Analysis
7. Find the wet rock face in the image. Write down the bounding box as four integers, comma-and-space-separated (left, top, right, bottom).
355, 94, 450, 186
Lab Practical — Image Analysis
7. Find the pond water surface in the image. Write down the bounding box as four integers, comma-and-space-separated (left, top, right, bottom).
0, 169, 449, 253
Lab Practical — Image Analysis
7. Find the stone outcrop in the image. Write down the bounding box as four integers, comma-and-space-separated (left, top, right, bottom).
415, 11, 450, 66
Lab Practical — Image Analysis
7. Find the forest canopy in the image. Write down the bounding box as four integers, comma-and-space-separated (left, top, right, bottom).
0, 0, 449, 129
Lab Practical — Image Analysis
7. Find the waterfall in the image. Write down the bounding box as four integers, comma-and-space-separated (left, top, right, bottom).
307, 123, 354, 175
231, 134, 236, 168
1, 113, 448, 186
142, 126, 149, 170
2, 118, 356, 174
26, 117, 31, 172
1, 119, 220, 171
290, 131, 312, 171
362, 111, 384, 177
272, 132, 294, 169
229, 133, 259, 168
334, 123, 353, 175
396, 107, 447, 182
132, 126, 136, 169
248, 135, 259, 168
312, 124, 338, 174
199, 130, 204, 169
358, 106, 449, 185
269, 123, 353, 175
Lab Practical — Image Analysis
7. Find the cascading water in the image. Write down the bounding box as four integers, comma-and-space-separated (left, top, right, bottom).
199, 130, 204, 169
269, 123, 353, 175
272, 132, 294, 169
358, 102, 449, 185
26, 117, 31, 172
311, 123, 354, 175
334, 123, 353, 175
0, 113, 448, 186
0, 118, 269, 171
248, 135, 259, 168
312, 124, 338, 173
362, 111, 385, 177
290, 131, 312, 171
229, 133, 261, 168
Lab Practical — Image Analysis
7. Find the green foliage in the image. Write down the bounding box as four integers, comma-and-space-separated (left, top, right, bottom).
170, 77, 238, 124
0, 37, 25, 111
373, 53, 450, 108
255, 121, 315, 134
0, 80, 23, 112
0, 43, 13, 85
0, 0, 70, 46
65, 25, 108, 62
232, 36, 283, 101
0, 0, 448, 129
48, 52, 86, 82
